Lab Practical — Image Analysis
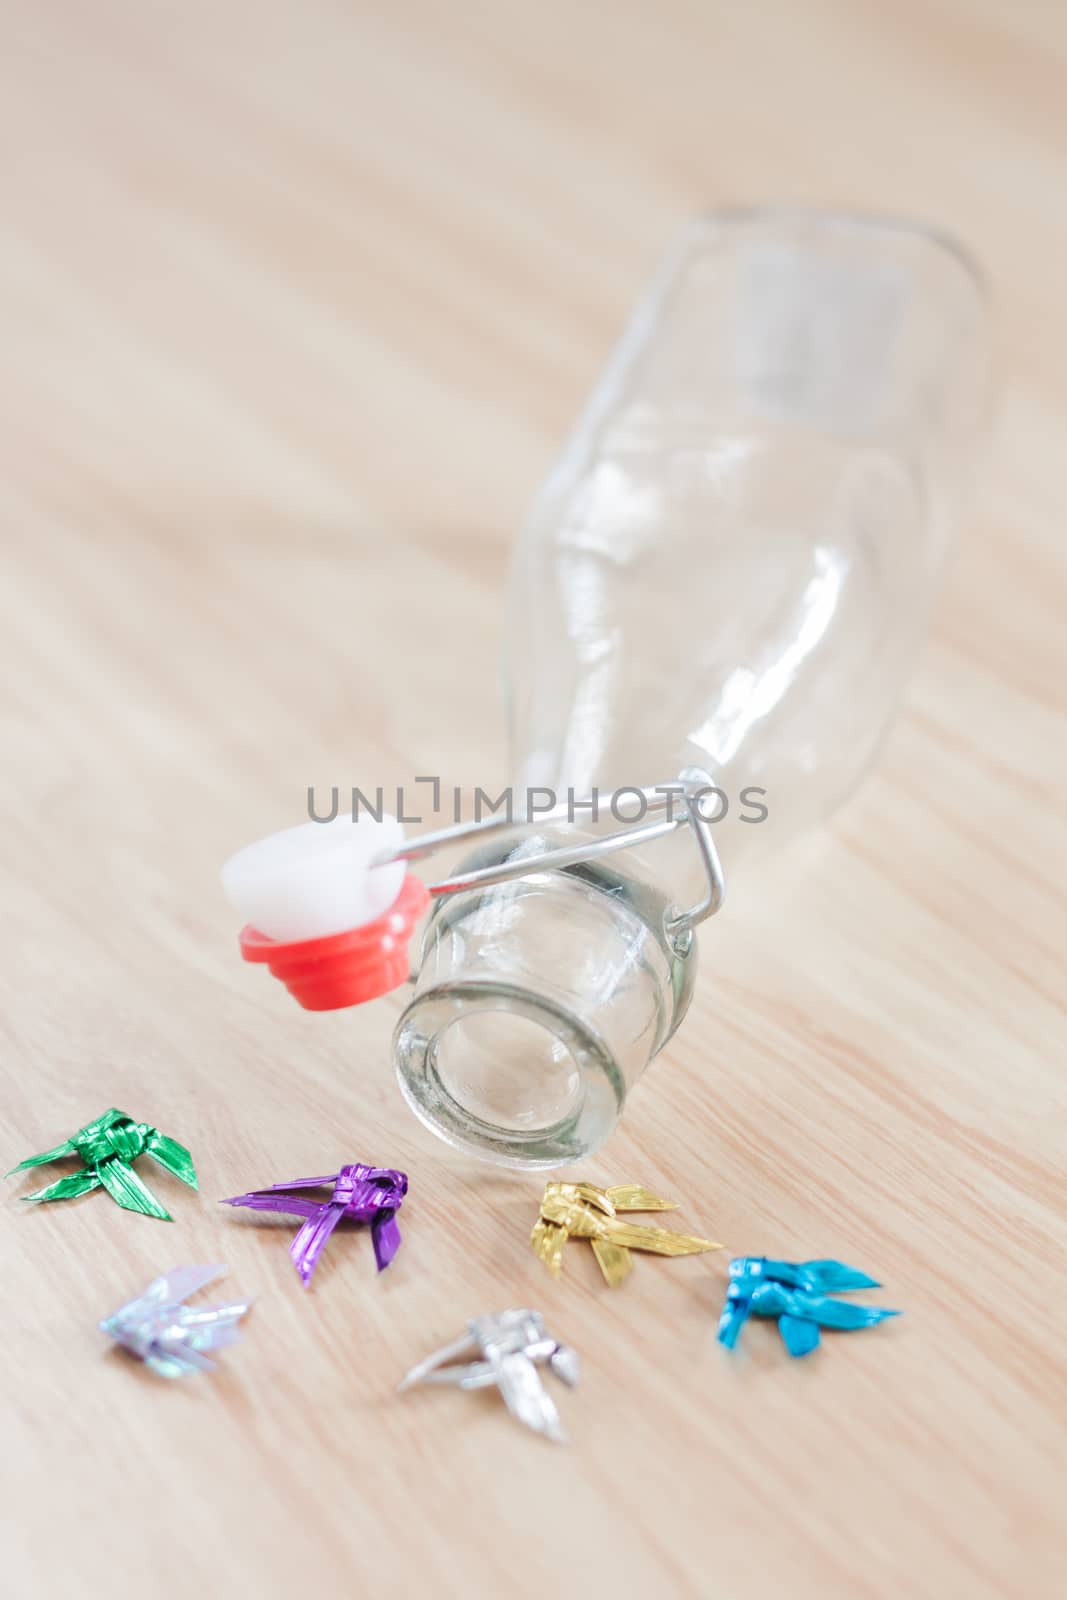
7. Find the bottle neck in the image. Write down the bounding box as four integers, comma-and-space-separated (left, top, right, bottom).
392, 836, 697, 1167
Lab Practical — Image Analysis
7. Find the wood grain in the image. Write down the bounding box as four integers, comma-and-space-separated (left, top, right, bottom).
1, 3, 1065, 1596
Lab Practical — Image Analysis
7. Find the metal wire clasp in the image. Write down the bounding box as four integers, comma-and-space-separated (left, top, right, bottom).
372, 767, 725, 941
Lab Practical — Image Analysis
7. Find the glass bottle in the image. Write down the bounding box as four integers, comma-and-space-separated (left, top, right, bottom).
394, 207, 989, 1168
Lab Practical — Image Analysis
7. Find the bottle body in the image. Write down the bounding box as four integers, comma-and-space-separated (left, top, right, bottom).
395, 208, 989, 1167
508, 207, 988, 861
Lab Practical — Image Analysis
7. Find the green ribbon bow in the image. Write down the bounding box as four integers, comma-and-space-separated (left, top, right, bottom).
6, 1107, 197, 1220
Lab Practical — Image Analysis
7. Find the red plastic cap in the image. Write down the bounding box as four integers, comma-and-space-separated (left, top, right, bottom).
238, 874, 430, 1010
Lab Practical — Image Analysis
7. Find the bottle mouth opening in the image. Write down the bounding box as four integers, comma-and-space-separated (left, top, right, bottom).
393, 984, 625, 1169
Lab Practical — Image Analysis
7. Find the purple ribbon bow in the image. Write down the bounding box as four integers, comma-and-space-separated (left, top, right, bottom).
221, 1163, 408, 1287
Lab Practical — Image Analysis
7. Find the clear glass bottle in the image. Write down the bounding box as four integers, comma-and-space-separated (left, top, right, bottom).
394, 208, 989, 1168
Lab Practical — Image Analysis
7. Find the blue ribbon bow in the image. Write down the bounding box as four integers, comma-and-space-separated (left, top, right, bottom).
718, 1257, 899, 1357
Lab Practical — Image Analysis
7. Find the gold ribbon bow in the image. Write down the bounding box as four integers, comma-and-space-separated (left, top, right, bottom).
531, 1181, 721, 1287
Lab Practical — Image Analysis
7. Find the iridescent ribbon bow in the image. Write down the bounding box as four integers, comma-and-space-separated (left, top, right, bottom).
221, 1163, 408, 1286
717, 1257, 900, 1357
531, 1181, 721, 1287
101, 1265, 251, 1377
6, 1107, 197, 1219
399, 1309, 580, 1444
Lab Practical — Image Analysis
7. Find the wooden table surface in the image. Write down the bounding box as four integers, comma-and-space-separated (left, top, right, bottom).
2, 3, 1065, 1596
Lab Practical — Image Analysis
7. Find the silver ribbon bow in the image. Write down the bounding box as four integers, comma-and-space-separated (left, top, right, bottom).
100, 1265, 252, 1377
399, 1309, 580, 1443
